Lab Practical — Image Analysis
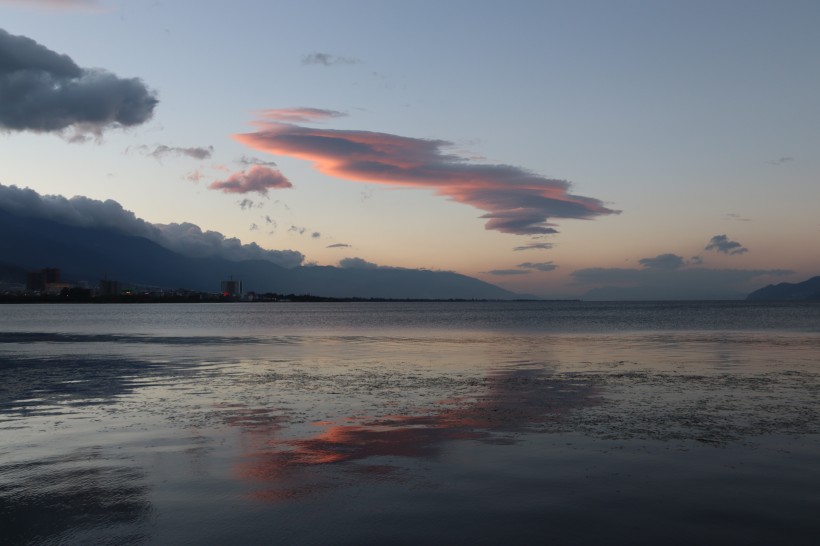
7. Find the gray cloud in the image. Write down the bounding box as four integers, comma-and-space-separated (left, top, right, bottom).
486, 269, 531, 276
237, 155, 277, 168
311, 232, 321, 239
571, 265, 790, 300
339, 257, 378, 269
0, 183, 304, 267
513, 242, 555, 251
767, 156, 793, 166
638, 253, 685, 270
302, 52, 360, 66
705, 234, 748, 255
518, 261, 558, 272
238, 199, 257, 211
723, 213, 751, 222
327, 243, 351, 248
131, 144, 213, 161
0, 28, 157, 137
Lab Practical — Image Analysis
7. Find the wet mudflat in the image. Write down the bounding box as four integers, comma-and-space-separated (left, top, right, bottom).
1, 302, 819, 544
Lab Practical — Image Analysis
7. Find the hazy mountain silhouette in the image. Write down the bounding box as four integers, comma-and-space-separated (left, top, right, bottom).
746, 276, 820, 301
0, 209, 518, 299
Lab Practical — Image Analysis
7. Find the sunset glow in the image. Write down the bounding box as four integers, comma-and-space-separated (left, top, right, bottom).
1, 0, 817, 297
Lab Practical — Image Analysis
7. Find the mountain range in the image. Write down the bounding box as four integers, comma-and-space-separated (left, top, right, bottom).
0, 209, 518, 299
746, 276, 820, 301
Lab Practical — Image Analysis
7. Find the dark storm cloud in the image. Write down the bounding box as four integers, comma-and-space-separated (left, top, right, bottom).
0, 28, 157, 137
705, 234, 748, 255
301, 52, 360, 66
638, 253, 685, 270
0, 183, 304, 267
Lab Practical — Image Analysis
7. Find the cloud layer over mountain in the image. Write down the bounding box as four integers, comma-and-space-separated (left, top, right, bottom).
0, 183, 303, 267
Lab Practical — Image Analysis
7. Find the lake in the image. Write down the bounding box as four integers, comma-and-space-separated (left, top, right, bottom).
1, 301, 819, 544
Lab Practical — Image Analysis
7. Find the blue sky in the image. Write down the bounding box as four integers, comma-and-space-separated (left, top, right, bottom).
1, 0, 818, 298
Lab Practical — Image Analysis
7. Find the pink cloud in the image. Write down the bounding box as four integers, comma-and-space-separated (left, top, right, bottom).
208, 165, 292, 195
235, 115, 618, 235
184, 169, 204, 183
0, 0, 104, 10
255, 108, 346, 124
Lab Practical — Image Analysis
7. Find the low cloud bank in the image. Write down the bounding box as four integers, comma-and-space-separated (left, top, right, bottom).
338, 257, 379, 270
572, 263, 791, 300
638, 253, 685, 270
0, 183, 303, 267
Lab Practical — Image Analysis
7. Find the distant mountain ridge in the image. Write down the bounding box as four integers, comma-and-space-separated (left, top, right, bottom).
0, 209, 518, 299
746, 276, 820, 301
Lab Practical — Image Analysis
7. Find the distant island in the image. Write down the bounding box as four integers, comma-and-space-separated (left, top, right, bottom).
746, 276, 820, 301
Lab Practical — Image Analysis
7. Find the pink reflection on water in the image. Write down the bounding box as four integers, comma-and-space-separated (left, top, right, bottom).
235, 366, 600, 501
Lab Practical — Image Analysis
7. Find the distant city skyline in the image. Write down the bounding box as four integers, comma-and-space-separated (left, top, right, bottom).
1, 0, 818, 298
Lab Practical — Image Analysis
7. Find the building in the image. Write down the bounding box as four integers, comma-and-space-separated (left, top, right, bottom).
220, 278, 242, 298
26, 267, 61, 292
98, 279, 121, 297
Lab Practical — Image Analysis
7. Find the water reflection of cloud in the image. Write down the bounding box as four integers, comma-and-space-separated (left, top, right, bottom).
236, 365, 600, 501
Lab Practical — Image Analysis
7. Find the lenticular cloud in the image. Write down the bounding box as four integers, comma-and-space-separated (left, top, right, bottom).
234, 110, 618, 235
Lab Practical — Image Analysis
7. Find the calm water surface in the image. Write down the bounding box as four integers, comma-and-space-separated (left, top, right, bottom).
1, 301, 819, 544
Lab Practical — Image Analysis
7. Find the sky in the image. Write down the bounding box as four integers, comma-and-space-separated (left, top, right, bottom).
1, 0, 818, 298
